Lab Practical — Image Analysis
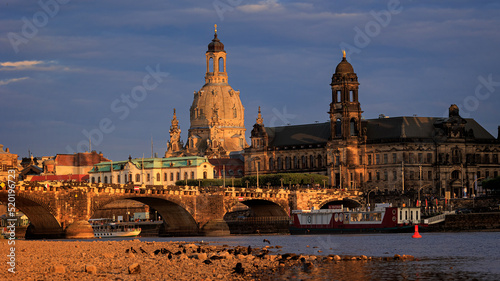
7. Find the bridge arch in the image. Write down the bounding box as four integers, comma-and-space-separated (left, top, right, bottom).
319, 198, 362, 209
0, 192, 63, 239
93, 196, 199, 236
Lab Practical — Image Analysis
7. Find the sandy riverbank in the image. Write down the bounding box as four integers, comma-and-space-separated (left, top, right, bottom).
0, 239, 415, 280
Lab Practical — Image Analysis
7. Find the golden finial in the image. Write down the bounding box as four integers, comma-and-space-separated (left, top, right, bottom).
214, 24, 217, 34
342, 50, 346, 59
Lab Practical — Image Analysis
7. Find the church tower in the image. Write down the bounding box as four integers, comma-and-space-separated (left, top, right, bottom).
186, 25, 247, 157
327, 52, 364, 188
165, 109, 183, 157
329, 51, 362, 140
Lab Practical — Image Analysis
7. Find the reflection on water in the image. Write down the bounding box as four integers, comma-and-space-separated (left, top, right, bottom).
134, 232, 500, 280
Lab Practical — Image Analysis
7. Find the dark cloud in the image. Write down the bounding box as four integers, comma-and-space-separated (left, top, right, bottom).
1, 0, 499, 160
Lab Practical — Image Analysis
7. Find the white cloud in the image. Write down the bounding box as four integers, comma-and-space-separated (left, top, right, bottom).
0, 60, 44, 70
238, 0, 283, 13
0, 77, 29, 86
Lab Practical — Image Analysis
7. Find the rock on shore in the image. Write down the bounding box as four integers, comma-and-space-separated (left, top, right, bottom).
0, 240, 417, 280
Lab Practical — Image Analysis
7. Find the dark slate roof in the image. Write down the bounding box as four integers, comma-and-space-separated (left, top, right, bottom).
263, 116, 495, 147
265, 122, 330, 147
366, 117, 495, 140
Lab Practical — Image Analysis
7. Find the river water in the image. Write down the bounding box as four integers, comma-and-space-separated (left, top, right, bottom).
133, 231, 500, 280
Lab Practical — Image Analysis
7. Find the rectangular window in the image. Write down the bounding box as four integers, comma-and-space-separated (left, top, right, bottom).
392, 153, 397, 164
493, 154, 498, 164
418, 153, 423, 164
191, 171, 195, 179
176, 172, 180, 181
359, 155, 363, 165
368, 172, 372, 181
428, 171, 432, 181
383, 154, 388, 164
147, 174, 150, 181
477, 171, 481, 179
368, 155, 372, 165
409, 153, 414, 164
393, 170, 397, 181
486, 171, 490, 178
384, 171, 388, 181
376, 172, 380, 181
376, 154, 380, 165
164, 173, 167, 181
427, 153, 432, 164
170, 173, 174, 181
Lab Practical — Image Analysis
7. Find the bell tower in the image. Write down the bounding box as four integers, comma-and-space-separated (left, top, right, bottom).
329, 51, 362, 140
205, 24, 228, 85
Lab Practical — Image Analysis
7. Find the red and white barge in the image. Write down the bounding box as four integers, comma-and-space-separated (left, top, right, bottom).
290, 203, 424, 234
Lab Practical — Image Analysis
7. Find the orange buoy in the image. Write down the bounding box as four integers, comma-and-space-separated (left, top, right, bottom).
412, 225, 422, 238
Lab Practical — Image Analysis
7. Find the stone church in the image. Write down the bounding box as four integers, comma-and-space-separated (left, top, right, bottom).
245, 52, 500, 198
165, 27, 247, 159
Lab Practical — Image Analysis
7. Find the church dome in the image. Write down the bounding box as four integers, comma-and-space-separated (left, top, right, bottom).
335, 57, 354, 74
208, 33, 225, 52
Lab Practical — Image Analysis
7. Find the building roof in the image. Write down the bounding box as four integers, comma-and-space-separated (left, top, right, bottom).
55, 151, 109, 166
262, 116, 495, 148
30, 174, 89, 182
89, 156, 212, 173
365, 116, 495, 141
265, 122, 330, 147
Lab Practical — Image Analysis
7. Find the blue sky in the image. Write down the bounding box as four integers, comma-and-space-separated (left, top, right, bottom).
1, 0, 499, 161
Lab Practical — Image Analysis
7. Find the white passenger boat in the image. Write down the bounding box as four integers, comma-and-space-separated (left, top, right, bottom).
89, 219, 141, 238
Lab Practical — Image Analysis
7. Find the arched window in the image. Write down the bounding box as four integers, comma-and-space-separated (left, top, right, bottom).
98, 177, 101, 183
302, 156, 307, 168
209, 57, 214, 72
451, 170, 460, 179
269, 157, 274, 170
317, 154, 323, 167
129, 174, 132, 183
91, 177, 95, 183
277, 157, 282, 170
191, 172, 195, 179
117, 175, 120, 184
335, 119, 342, 137
156, 173, 160, 182
104, 176, 108, 184
285, 157, 291, 170
310, 155, 315, 168
219, 57, 224, 72
350, 90, 355, 102
336, 90, 341, 103
293, 156, 298, 169
203, 171, 207, 179
350, 118, 358, 136
135, 174, 140, 182
184, 172, 188, 180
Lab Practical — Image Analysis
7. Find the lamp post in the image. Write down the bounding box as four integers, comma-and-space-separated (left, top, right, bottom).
245, 180, 249, 189
322, 179, 326, 189
254, 157, 261, 188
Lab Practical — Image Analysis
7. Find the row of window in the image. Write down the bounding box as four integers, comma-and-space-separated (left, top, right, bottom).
268, 154, 325, 171
365, 152, 500, 165
91, 171, 208, 184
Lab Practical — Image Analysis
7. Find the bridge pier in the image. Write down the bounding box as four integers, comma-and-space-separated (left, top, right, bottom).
25, 224, 65, 240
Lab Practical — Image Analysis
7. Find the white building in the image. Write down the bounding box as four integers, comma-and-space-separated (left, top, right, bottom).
88, 156, 214, 185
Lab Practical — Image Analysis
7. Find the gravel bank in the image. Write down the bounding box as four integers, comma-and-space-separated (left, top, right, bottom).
0, 239, 415, 280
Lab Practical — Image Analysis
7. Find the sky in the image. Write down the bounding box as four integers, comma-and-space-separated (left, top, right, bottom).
1, 0, 500, 161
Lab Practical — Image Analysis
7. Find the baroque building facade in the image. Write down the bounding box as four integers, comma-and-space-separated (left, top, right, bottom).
165, 27, 247, 159
245, 53, 500, 198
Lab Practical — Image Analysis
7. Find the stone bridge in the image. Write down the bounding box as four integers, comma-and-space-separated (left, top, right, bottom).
0, 181, 363, 238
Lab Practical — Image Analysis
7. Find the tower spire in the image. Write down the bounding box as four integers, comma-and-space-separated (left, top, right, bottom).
256, 106, 263, 125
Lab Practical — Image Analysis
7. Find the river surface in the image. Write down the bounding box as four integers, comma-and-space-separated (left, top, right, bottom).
83, 232, 500, 280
